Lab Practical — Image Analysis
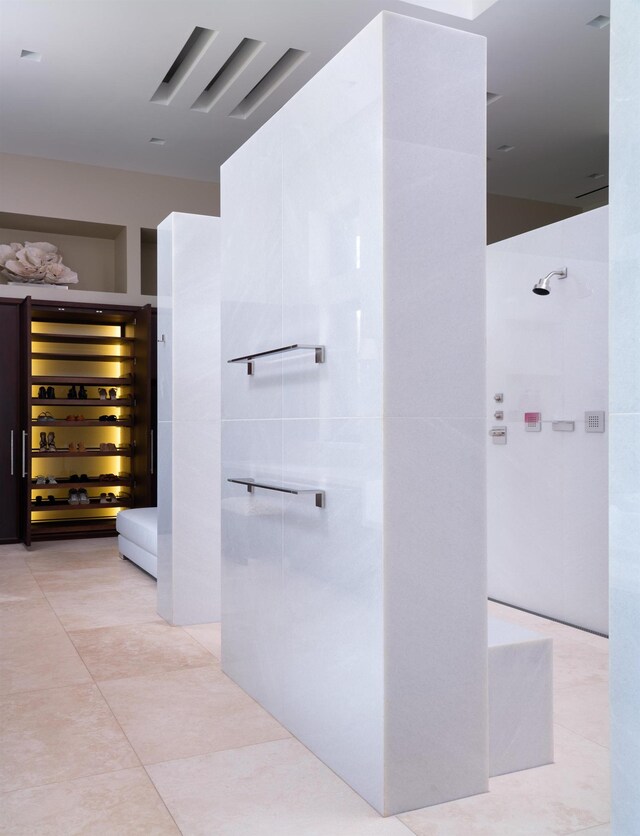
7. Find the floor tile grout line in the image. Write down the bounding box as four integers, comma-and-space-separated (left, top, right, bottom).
0, 764, 147, 799
140, 733, 296, 771
553, 720, 610, 752
142, 765, 187, 835
179, 625, 221, 661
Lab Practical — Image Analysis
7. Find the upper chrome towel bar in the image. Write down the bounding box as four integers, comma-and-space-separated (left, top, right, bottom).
228, 477, 325, 508
227, 344, 325, 375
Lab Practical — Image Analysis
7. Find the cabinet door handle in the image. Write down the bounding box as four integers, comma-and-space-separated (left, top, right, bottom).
22, 430, 27, 478
10, 430, 14, 476
150, 429, 154, 475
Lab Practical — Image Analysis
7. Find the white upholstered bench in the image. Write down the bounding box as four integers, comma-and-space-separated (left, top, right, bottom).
116, 507, 158, 579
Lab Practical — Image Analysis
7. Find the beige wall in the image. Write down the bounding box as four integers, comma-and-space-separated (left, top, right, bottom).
488, 193, 582, 244
0, 153, 219, 303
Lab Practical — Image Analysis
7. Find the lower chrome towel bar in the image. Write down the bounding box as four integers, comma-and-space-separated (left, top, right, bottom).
228, 477, 325, 508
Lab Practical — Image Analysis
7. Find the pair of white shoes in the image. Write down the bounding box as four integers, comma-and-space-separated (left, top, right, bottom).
35, 475, 57, 485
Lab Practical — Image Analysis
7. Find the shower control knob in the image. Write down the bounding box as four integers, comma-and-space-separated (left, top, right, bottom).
494, 411, 504, 420
494, 393, 504, 403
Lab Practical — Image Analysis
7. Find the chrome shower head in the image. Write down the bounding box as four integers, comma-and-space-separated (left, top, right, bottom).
533, 268, 567, 295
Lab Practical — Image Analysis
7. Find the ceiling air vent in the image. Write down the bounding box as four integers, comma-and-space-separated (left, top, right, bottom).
229, 48, 308, 120
191, 38, 265, 113
151, 26, 216, 106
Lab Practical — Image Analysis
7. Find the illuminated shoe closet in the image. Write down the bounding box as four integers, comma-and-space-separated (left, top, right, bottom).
24, 299, 156, 543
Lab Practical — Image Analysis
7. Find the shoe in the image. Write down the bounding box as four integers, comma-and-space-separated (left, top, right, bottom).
77, 441, 86, 453
68, 385, 77, 399
47, 432, 56, 451
78, 385, 88, 399
108, 388, 117, 400
39, 432, 47, 451
99, 492, 108, 504
107, 443, 117, 452
99, 415, 108, 422
35, 474, 46, 484
47, 495, 55, 505
68, 489, 79, 505
69, 473, 80, 482
107, 492, 117, 503
76, 415, 85, 422
65, 415, 75, 421
98, 388, 107, 400
46, 386, 55, 399
38, 386, 47, 399
108, 415, 118, 422
78, 488, 90, 505
35, 495, 43, 505
37, 411, 52, 422
46, 475, 57, 484
80, 473, 88, 481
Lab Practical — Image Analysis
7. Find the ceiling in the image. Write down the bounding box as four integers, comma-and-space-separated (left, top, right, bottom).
0, 0, 609, 209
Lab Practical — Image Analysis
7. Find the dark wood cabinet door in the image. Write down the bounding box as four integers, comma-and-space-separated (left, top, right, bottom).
132, 304, 153, 507
0, 300, 22, 543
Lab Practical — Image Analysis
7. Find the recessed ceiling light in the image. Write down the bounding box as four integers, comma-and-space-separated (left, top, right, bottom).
586, 15, 610, 28
149, 137, 166, 145
496, 144, 514, 153
20, 49, 42, 62
486, 92, 502, 105
588, 172, 605, 179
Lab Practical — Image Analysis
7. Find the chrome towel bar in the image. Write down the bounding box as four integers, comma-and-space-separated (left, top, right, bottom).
227, 344, 325, 375
228, 477, 325, 508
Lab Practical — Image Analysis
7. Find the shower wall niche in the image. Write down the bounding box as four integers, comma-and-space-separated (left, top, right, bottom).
487, 206, 608, 635
221, 12, 487, 816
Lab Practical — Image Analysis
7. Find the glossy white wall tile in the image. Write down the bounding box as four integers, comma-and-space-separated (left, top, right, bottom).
486, 208, 609, 635
221, 11, 486, 816
610, 1, 640, 829
157, 213, 221, 625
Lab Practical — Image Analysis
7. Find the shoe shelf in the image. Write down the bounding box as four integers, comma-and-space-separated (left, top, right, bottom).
32, 419, 132, 427
32, 398, 133, 406
30, 518, 119, 540
31, 478, 132, 489
32, 375, 133, 386
32, 353, 134, 362
32, 447, 132, 457
32, 334, 135, 346
31, 498, 131, 511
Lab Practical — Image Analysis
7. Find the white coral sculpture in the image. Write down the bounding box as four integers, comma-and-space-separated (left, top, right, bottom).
0, 241, 79, 284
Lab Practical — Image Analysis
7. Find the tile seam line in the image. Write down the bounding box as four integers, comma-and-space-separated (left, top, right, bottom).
0, 764, 151, 799
141, 732, 295, 770
552, 720, 610, 753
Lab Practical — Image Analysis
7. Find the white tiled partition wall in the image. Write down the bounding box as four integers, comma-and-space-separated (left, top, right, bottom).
486, 207, 609, 635
221, 12, 488, 816
610, 0, 640, 831
157, 212, 221, 625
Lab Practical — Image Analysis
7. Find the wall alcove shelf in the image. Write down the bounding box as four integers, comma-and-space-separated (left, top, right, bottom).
3, 297, 159, 545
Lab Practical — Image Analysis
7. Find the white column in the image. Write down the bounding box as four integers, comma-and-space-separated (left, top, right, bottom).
610, 1, 640, 832
221, 12, 487, 815
157, 212, 221, 625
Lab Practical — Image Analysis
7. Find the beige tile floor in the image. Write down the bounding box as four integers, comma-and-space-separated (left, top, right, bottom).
0, 540, 610, 835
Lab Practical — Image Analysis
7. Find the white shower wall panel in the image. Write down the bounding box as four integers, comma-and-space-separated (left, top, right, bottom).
222, 11, 487, 815
486, 207, 608, 634
157, 213, 221, 625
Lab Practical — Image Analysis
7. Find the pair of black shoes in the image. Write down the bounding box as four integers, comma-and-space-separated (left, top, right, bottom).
69, 473, 89, 482
34, 495, 56, 505
99, 415, 118, 422
67, 385, 88, 399
38, 386, 56, 399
